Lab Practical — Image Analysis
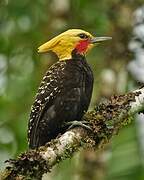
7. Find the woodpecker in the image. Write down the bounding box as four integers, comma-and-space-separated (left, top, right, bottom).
28, 29, 111, 149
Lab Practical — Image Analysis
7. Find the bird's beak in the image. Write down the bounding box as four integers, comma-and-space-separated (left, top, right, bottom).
90, 36, 112, 44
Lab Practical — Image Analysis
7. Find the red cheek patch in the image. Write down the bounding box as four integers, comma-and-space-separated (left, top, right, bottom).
75, 40, 90, 54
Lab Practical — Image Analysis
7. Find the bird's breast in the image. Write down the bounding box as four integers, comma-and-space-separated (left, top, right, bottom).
65, 58, 94, 107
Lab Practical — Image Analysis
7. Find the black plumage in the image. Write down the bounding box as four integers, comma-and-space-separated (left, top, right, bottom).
28, 52, 93, 149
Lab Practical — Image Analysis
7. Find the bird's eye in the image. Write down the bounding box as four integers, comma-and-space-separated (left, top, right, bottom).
78, 33, 89, 39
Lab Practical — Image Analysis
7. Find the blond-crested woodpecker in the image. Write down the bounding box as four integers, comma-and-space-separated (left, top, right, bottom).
28, 29, 111, 149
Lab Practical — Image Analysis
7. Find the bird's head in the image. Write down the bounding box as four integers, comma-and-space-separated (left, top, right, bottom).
38, 29, 111, 61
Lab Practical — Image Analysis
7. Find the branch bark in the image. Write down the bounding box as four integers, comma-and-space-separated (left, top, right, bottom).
1, 87, 144, 180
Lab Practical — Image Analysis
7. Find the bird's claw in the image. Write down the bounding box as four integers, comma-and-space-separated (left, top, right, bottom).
65, 120, 92, 131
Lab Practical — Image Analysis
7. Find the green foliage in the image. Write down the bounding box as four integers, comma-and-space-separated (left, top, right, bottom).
107, 122, 144, 180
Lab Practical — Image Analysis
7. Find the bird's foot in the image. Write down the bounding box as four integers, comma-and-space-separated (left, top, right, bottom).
65, 120, 92, 131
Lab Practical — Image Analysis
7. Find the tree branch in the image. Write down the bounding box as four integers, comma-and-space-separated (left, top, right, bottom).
1, 87, 144, 180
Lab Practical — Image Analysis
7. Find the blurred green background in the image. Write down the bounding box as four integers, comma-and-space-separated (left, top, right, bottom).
0, 0, 144, 179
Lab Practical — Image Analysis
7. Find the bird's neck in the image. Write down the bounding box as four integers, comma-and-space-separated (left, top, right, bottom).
71, 49, 85, 61
55, 47, 85, 61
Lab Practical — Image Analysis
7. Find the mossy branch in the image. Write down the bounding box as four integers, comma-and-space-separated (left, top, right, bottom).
1, 87, 144, 180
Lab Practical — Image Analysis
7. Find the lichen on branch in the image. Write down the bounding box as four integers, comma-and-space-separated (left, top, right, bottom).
1, 87, 144, 180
